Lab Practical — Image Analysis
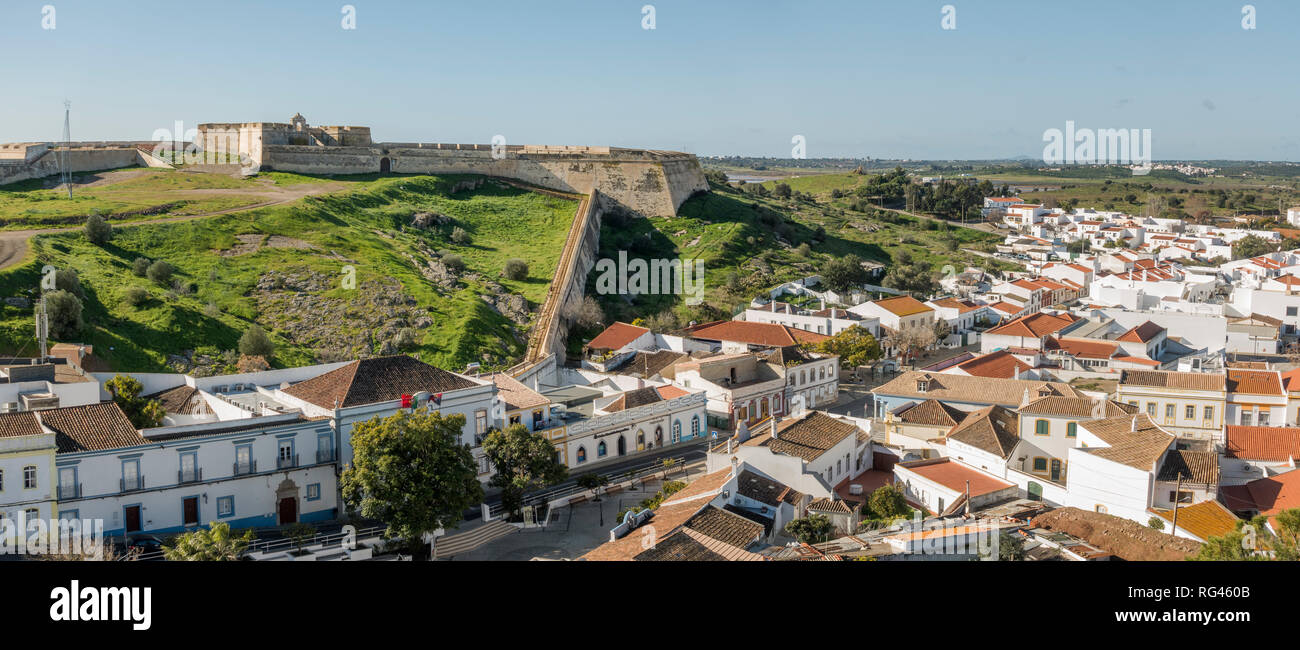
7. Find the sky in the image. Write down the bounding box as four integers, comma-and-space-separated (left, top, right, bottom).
1, 0, 1297, 160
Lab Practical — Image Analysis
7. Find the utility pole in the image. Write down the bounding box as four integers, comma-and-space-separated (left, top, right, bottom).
1169, 472, 1183, 538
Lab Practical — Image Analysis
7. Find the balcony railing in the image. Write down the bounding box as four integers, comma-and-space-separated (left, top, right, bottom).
58, 483, 82, 499
120, 476, 144, 492
233, 460, 257, 476
316, 448, 335, 463
277, 453, 299, 470
178, 467, 203, 484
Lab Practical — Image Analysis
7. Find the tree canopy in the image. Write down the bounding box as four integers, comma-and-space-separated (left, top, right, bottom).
784, 513, 834, 544
341, 410, 484, 543
482, 423, 568, 517
104, 374, 165, 429
813, 324, 882, 369
819, 254, 871, 292
163, 521, 254, 561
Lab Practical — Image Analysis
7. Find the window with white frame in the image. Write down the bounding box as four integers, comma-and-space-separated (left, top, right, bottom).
23, 465, 36, 489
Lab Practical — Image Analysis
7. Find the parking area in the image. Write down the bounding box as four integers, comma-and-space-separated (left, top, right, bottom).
450, 463, 714, 561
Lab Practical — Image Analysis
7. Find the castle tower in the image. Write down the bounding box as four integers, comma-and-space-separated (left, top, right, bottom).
290, 113, 307, 132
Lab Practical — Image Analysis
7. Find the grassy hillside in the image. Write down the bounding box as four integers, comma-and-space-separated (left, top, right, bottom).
0, 168, 307, 229
0, 174, 576, 373
584, 178, 1008, 337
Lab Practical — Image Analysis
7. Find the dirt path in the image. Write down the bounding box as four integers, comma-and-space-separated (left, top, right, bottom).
0, 181, 347, 270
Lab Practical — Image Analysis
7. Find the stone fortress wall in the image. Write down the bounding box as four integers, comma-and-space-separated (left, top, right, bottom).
196, 114, 708, 217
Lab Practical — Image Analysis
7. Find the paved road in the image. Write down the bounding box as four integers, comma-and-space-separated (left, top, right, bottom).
480, 438, 713, 510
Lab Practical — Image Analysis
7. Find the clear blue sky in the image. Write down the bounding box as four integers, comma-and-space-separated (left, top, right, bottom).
1, 0, 1297, 160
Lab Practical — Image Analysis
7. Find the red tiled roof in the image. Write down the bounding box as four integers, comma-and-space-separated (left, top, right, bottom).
655, 385, 691, 400
1226, 369, 1284, 396
1224, 426, 1300, 462
870, 295, 934, 317
953, 350, 1031, 379
686, 320, 829, 347
986, 312, 1077, 338
586, 321, 650, 351
1117, 321, 1165, 343
895, 458, 1014, 497
1220, 470, 1300, 522
41, 402, 146, 453
283, 355, 478, 408
1044, 336, 1115, 359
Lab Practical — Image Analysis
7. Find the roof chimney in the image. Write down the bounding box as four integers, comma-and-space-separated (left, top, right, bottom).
770, 417, 779, 440
1131, 415, 1138, 432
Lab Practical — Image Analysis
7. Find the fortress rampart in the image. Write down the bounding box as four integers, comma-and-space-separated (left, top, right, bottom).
257, 142, 706, 217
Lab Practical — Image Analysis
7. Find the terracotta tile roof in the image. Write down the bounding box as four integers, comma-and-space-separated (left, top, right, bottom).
1157, 449, 1219, 485
1148, 500, 1240, 542
953, 351, 1031, 379
893, 399, 967, 427
1117, 321, 1165, 343
988, 301, 1022, 314
655, 385, 691, 400
490, 373, 549, 411
895, 458, 1014, 497
42, 402, 146, 453
946, 405, 1019, 459
634, 527, 766, 561
1219, 470, 1300, 521
1045, 337, 1119, 359
681, 505, 765, 548
0, 411, 42, 439
736, 469, 805, 507
581, 467, 733, 561
1226, 369, 1284, 396
623, 349, 688, 378
870, 295, 933, 317
283, 355, 477, 408
1020, 396, 1137, 418
1076, 414, 1173, 472
743, 412, 858, 462
985, 312, 1077, 338
807, 497, 856, 514
1224, 425, 1300, 462
601, 386, 665, 412
1120, 369, 1226, 392
873, 371, 1081, 408
927, 297, 981, 313
144, 384, 203, 414
586, 321, 650, 351
685, 320, 829, 347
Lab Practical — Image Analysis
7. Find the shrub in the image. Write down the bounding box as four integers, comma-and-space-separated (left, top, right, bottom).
123, 287, 149, 308
84, 213, 112, 245
450, 226, 472, 244
147, 260, 174, 285
238, 324, 274, 358
503, 258, 529, 280
53, 269, 84, 299
43, 290, 83, 339
203, 302, 221, 318
132, 257, 151, 277
442, 254, 466, 271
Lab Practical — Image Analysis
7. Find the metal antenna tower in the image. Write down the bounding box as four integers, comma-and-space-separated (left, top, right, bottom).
59, 100, 72, 198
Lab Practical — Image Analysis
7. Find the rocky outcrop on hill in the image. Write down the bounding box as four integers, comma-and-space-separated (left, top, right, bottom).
253, 270, 432, 363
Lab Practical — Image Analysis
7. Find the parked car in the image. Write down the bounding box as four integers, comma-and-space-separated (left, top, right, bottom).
124, 534, 167, 560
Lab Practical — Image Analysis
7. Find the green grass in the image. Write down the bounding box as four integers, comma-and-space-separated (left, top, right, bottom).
0, 174, 576, 372
0, 168, 287, 229
587, 179, 1007, 326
